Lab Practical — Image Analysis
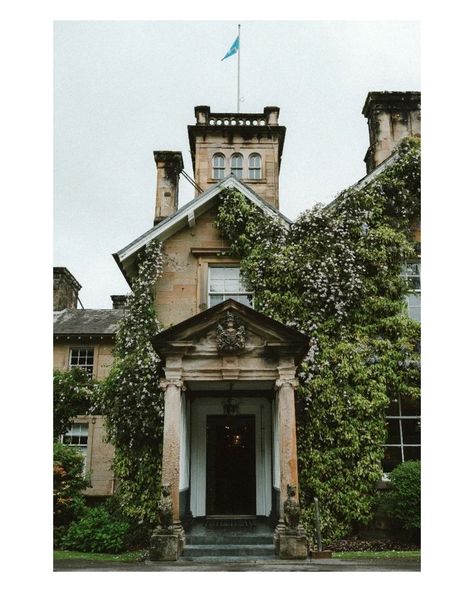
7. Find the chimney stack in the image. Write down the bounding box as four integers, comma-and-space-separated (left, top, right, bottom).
111, 295, 128, 310
53, 267, 81, 311
153, 151, 184, 225
362, 91, 421, 173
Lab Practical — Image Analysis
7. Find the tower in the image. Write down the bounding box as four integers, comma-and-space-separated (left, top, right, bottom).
187, 106, 286, 209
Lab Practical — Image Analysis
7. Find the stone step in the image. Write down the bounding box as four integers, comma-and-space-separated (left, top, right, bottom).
182, 544, 276, 558
186, 534, 274, 545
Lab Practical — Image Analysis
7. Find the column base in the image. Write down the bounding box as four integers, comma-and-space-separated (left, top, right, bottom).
149, 523, 185, 561
274, 521, 308, 560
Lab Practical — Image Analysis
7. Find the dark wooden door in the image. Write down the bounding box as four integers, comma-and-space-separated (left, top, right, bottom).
206, 414, 256, 515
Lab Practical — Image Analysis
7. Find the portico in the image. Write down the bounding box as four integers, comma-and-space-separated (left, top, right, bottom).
151, 299, 310, 559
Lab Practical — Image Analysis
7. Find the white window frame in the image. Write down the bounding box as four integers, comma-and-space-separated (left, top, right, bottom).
230, 153, 243, 179
401, 261, 421, 321
248, 153, 262, 180
384, 394, 420, 474
62, 422, 89, 471
69, 347, 95, 376
212, 153, 226, 180
207, 265, 253, 308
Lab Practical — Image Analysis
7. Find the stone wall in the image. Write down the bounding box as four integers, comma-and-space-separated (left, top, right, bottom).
155, 205, 239, 328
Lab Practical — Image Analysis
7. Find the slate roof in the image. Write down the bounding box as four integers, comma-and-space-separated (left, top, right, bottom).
53, 308, 125, 336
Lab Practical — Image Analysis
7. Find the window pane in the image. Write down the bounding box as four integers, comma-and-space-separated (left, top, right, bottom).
382, 447, 402, 472
401, 396, 420, 416
210, 267, 226, 279
223, 267, 239, 279
224, 279, 239, 292
401, 419, 421, 445
209, 279, 225, 293
209, 294, 223, 307
386, 419, 401, 445
387, 397, 400, 416
404, 447, 421, 462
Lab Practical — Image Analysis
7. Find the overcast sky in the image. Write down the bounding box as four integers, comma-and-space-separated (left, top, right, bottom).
54, 20, 420, 308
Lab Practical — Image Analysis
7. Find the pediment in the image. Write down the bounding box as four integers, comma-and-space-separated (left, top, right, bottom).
152, 299, 309, 364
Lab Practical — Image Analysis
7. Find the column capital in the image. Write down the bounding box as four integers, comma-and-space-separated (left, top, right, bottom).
160, 379, 185, 391
275, 378, 299, 391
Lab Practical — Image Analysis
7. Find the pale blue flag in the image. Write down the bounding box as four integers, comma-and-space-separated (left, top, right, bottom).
222, 35, 240, 60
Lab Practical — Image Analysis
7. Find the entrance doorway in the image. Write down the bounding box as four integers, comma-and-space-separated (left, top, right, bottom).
206, 415, 256, 515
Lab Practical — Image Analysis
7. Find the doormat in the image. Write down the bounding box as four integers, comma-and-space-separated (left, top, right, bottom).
205, 518, 256, 529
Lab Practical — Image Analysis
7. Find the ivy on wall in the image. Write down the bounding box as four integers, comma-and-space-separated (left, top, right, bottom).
98, 239, 165, 526
215, 137, 421, 542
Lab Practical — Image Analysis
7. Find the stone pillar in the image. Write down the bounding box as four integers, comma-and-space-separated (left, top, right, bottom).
161, 379, 184, 522
276, 379, 300, 514
150, 378, 185, 561
273, 376, 308, 560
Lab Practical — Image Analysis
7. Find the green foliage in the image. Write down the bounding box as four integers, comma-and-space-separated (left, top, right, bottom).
53, 442, 89, 528
382, 460, 421, 529
216, 137, 421, 543
98, 239, 165, 526
53, 367, 96, 439
61, 506, 131, 553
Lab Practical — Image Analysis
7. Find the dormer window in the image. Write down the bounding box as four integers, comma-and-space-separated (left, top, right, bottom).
249, 153, 262, 180
230, 153, 243, 179
212, 153, 225, 179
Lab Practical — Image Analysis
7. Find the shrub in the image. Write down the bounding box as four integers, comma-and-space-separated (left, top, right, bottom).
53, 442, 89, 528
61, 506, 130, 553
382, 460, 420, 529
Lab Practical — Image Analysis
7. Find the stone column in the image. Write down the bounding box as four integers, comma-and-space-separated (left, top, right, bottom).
275, 378, 300, 515
273, 376, 308, 559
161, 379, 183, 522
150, 378, 185, 561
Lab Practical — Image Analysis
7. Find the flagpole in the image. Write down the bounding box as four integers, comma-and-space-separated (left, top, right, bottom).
237, 24, 241, 113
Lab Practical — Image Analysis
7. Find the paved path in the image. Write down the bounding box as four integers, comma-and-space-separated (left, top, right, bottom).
54, 557, 420, 572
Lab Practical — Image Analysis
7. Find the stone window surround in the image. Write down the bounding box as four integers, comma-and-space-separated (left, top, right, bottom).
192, 251, 243, 313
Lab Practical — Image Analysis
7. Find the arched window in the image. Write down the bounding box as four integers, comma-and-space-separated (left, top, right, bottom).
248, 153, 262, 180
212, 153, 225, 179
230, 153, 243, 179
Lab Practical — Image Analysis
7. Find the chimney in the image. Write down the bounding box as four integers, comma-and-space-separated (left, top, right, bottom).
153, 151, 184, 225
362, 91, 421, 173
53, 267, 81, 311
111, 295, 128, 310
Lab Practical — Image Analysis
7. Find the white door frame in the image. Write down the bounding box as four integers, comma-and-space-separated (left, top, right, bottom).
190, 396, 272, 517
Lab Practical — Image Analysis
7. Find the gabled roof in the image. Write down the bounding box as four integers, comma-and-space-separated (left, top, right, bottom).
113, 175, 292, 286
324, 150, 399, 212
152, 298, 310, 365
53, 308, 125, 337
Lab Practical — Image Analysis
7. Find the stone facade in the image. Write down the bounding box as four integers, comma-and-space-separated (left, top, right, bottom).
56, 92, 420, 560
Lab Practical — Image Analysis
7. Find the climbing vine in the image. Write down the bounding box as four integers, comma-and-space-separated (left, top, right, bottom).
98, 238, 165, 526
216, 137, 421, 543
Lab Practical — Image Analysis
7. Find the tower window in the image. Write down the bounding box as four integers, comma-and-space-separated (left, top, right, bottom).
212, 153, 226, 180
230, 153, 243, 179
248, 153, 262, 180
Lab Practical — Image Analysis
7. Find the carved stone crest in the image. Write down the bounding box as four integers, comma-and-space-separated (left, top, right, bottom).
216, 311, 246, 353
284, 484, 301, 531
156, 484, 173, 533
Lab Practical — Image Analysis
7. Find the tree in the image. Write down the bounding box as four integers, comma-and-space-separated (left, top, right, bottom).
99, 238, 165, 526
53, 367, 95, 439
